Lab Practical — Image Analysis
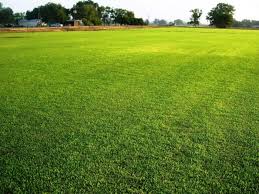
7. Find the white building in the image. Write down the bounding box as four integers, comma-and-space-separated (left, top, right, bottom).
18, 19, 42, 27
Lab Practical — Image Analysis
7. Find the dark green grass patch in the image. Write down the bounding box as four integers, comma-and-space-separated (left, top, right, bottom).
0, 28, 258, 193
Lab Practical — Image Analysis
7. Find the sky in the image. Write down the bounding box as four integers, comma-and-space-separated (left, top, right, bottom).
1, 0, 259, 23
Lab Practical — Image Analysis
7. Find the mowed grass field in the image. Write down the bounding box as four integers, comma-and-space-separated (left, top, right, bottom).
0, 28, 258, 193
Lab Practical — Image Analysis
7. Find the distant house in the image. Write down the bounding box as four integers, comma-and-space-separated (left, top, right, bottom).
64, 20, 83, 27
252, 25, 259, 28
18, 19, 42, 27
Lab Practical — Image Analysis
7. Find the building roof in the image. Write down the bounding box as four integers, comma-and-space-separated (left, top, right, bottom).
19, 19, 41, 22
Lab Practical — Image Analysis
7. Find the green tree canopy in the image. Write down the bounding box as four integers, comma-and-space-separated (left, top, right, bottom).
233, 19, 259, 28
153, 19, 168, 26
14, 12, 26, 24
174, 19, 185, 26
0, 3, 14, 24
113, 9, 135, 25
99, 7, 144, 25
26, 8, 39, 20
189, 9, 202, 26
26, 3, 68, 24
206, 3, 235, 28
71, 0, 102, 25
2, 0, 145, 26
100, 6, 114, 25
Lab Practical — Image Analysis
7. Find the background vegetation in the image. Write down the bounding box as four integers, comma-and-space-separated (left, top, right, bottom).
1, 1, 259, 28
0, 0, 146, 26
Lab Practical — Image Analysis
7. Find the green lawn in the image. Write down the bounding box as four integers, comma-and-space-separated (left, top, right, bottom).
0, 28, 258, 193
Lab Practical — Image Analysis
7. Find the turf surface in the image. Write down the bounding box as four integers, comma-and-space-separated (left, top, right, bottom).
0, 28, 258, 193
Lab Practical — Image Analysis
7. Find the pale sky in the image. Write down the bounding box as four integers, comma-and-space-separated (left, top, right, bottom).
1, 0, 259, 23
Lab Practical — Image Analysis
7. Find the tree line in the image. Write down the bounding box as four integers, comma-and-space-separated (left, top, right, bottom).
0, 1, 258, 28
151, 3, 237, 28
182, 3, 258, 28
233, 19, 259, 28
187, 3, 236, 28
0, 0, 146, 26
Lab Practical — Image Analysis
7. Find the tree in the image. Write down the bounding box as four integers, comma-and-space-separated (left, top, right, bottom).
14, 12, 25, 24
26, 3, 68, 24
174, 19, 185, 26
26, 8, 39, 20
207, 3, 235, 28
189, 9, 202, 26
71, 0, 102, 25
153, 19, 167, 26
130, 18, 145, 25
144, 19, 150, 25
100, 6, 112, 25
113, 9, 133, 25
0, 4, 14, 24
